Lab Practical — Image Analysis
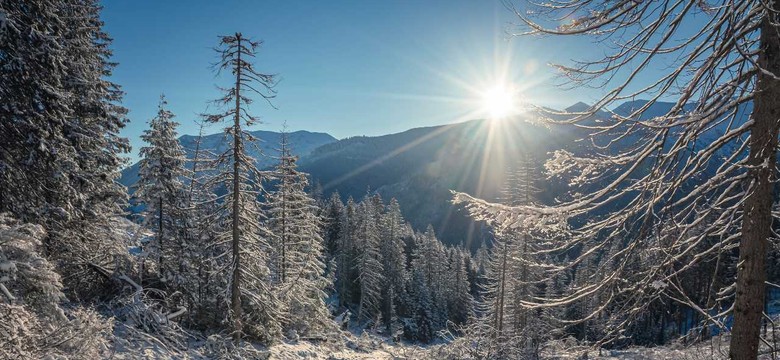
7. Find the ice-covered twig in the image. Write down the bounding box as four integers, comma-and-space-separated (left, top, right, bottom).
166, 306, 186, 320
0, 283, 14, 301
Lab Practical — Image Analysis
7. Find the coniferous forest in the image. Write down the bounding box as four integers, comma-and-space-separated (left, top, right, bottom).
3, 1, 780, 359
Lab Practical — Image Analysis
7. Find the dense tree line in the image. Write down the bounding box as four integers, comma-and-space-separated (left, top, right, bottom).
131, 33, 334, 343
130, 32, 480, 345
0, 0, 479, 350
321, 191, 477, 342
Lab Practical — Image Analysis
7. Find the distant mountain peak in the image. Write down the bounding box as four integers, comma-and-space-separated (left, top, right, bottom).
119, 129, 337, 189
565, 101, 593, 113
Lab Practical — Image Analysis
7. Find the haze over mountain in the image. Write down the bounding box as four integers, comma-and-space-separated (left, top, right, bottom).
119, 130, 337, 191
119, 99, 744, 248
301, 98, 745, 248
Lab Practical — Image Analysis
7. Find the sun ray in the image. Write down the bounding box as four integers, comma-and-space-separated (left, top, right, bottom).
321, 107, 486, 191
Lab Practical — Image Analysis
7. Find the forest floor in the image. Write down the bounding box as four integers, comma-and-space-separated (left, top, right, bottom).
109, 329, 780, 359
112, 218, 780, 359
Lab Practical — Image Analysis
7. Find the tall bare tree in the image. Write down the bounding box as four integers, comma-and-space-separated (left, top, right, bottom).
203, 32, 280, 343
456, 1, 780, 358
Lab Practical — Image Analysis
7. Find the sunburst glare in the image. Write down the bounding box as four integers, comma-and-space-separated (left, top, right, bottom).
481, 83, 519, 119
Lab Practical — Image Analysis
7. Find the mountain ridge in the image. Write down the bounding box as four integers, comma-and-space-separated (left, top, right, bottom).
119, 129, 337, 191
119, 99, 737, 248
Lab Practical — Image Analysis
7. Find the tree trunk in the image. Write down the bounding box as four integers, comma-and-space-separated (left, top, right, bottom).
496, 239, 508, 338
729, 14, 780, 360
358, 251, 366, 321
521, 234, 529, 331
187, 123, 204, 207
230, 33, 243, 343
158, 197, 164, 276
281, 140, 287, 284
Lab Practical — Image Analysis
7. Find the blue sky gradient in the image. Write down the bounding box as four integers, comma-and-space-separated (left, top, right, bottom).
102, 0, 599, 162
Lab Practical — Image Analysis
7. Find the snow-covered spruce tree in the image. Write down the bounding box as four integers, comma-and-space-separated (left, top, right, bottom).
407, 266, 436, 342
0, 0, 131, 298
409, 226, 450, 333
322, 192, 344, 292
457, 155, 559, 358
135, 95, 187, 279
379, 198, 411, 333
187, 191, 225, 330
472, 239, 490, 299
457, 1, 780, 357
336, 197, 360, 308
502, 155, 546, 349
323, 192, 345, 260
58, 0, 130, 227
0, 0, 74, 224
60, 0, 133, 299
266, 130, 332, 336
0, 214, 65, 323
369, 193, 385, 223
447, 247, 475, 326
476, 232, 512, 343
202, 33, 281, 343
355, 196, 385, 324
267, 128, 298, 284
164, 120, 225, 328
175, 121, 211, 319
0, 213, 113, 359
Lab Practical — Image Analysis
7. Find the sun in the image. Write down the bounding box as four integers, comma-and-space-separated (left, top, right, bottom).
481, 84, 518, 119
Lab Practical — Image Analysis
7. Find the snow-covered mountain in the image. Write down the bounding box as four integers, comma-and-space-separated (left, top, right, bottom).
119, 130, 337, 191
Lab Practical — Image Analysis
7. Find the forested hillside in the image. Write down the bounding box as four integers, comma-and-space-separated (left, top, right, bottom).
4, 0, 780, 359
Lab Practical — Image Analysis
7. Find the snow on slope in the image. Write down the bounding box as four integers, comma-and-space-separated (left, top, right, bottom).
107, 330, 780, 359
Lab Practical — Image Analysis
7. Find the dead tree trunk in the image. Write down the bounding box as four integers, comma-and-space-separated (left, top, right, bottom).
729, 14, 780, 360
230, 32, 244, 343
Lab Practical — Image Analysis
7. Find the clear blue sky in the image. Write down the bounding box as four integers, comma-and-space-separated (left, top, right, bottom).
102, 0, 599, 162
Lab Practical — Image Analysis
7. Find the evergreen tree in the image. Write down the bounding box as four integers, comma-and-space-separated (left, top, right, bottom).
379, 198, 410, 333
407, 268, 435, 342
460, 154, 545, 356
135, 95, 187, 278
266, 130, 332, 335
59, 0, 130, 228
355, 196, 384, 323
336, 197, 359, 308
323, 192, 344, 259
448, 248, 474, 326
478, 233, 512, 340
0, 0, 131, 298
0, 0, 72, 223
410, 226, 450, 332
0, 213, 112, 358
202, 33, 280, 343
179, 121, 222, 327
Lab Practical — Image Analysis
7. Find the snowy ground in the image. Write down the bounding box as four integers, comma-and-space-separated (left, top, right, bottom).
537, 330, 780, 360
262, 335, 775, 360
109, 217, 780, 359
109, 330, 779, 359
104, 305, 779, 359
265, 340, 413, 359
